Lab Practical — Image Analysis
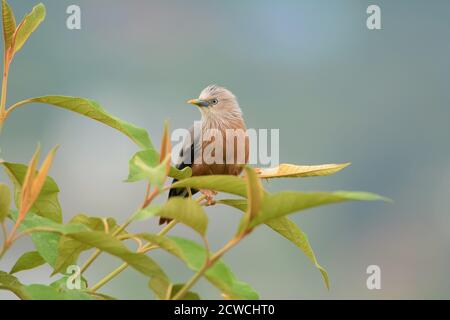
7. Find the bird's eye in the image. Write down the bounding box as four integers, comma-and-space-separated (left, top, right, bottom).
210, 99, 219, 105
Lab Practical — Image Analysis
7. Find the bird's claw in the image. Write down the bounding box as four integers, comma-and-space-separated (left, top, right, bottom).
200, 189, 217, 206
254, 168, 263, 175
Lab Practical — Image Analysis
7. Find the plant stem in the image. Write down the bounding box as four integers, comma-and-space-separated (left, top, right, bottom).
0, 222, 10, 260
89, 220, 178, 293
172, 232, 246, 300
3, 98, 33, 119
0, 53, 10, 133
0, 55, 10, 114
90, 262, 128, 292
1, 222, 7, 244
0, 243, 8, 261
173, 261, 210, 300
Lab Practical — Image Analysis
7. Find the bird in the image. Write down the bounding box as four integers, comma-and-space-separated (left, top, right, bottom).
161, 85, 249, 224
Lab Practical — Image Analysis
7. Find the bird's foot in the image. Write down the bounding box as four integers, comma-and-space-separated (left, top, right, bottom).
200, 189, 218, 206
254, 168, 263, 175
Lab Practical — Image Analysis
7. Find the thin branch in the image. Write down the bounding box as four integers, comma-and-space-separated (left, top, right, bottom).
4, 98, 31, 119
89, 263, 129, 293
89, 220, 178, 293
1, 221, 7, 244
172, 232, 247, 300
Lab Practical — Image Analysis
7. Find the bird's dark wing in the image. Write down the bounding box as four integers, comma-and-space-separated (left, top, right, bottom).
161, 126, 199, 225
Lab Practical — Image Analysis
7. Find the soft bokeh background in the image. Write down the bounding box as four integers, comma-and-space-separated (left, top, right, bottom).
1, 0, 449, 299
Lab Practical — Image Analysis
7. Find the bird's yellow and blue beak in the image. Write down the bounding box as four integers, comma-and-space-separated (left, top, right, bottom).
187, 99, 209, 108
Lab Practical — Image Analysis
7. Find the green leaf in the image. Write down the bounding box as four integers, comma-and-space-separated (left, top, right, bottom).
171, 236, 258, 300
9, 210, 89, 267
23, 284, 94, 300
247, 191, 389, 229
148, 277, 171, 300
2, 162, 62, 223
50, 275, 88, 291
171, 175, 248, 198
136, 198, 208, 236
127, 149, 192, 186
53, 214, 119, 275
266, 217, 330, 289
2, 264, 96, 301
10, 251, 45, 274
0, 271, 30, 299
218, 199, 330, 289
13, 3, 46, 54
217, 199, 247, 212
170, 284, 200, 300
49, 276, 115, 300
127, 149, 159, 179
26, 232, 59, 267
241, 167, 264, 231
126, 149, 167, 188
18, 96, 153, 149
170, 166, 192, 180
0, 183, 11, 223
139, 234, 259, 300
65, 231, 171, 298
132, 205, 161, 222
1, 0, 16, 50
257, 163, 351, 179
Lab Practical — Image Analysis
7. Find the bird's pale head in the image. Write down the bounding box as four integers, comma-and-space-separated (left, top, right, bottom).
187, 85, 243, 123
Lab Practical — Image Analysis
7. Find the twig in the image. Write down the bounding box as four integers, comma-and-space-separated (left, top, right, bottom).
1, 221, 7, 244
172, 232, 247, 300
89, 220, 178, 293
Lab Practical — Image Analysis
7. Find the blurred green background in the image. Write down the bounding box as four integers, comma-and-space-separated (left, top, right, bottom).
1, 0, 449, 299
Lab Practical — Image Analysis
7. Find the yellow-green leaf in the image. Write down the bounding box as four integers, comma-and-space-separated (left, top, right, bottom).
126, 149, 167, 188
53, 214, 120, 276
170, 284, 200, 300
14, 96, 153, 150
139, 234, 259, 300
66, 231, 171, 298
169, 165, 192, 180
256, 163, 351, 179
0, 183, 11, 223
1, 0, 16, 50
9, 210, 89, 267
137, 198, 208, 236
0, 271, 30, 300
127, 149, 191, 183
2, 162, 62, 223
171, 175, 248, 198
241, 167, 264, 230
132, 205, 161, 222
248, 191, 389, 229
218, 199, 329, 289
12, 3, 45, 54
266, 217, 330, 289
23, 284, 94, 300
10, 251, 45, 274
217, 199, 247, 212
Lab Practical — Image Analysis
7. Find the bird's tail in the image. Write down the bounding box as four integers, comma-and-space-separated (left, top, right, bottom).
159, 179, 198, 225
